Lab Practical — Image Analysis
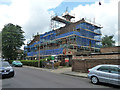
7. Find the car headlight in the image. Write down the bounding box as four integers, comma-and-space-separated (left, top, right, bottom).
10, 68, 14, 72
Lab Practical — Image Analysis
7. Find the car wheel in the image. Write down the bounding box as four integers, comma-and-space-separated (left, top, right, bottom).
11, 72, 15, 77
91, 76, 99, 84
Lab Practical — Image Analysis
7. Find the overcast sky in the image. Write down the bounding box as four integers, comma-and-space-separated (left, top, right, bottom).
0, 0, 119, 49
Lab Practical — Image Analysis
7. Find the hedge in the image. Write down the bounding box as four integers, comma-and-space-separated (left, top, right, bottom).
20, 60, 38, 67
7, 59, 61, 68
7, 59, 46, 67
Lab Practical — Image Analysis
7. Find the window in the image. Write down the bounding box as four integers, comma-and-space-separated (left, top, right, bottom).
2, 62, 10, 67
97, 66, 110, 72
109, 66, 120, 74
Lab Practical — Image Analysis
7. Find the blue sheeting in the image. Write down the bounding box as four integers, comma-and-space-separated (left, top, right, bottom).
55, 31, 81, 39
76, 36, 101, 48
76, 22, 98, 31
27, 48, 63, 56
26, 22, 102, 56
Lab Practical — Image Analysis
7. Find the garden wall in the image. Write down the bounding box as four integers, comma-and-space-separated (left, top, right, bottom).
72, 59, 120, 73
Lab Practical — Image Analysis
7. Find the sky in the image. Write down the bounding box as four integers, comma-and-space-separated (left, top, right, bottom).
0, 0, 119, 49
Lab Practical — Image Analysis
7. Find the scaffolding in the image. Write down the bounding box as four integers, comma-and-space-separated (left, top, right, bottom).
25, 11, 102, 59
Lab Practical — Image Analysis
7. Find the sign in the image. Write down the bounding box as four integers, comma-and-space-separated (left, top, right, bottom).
50, 60, 54, 63
65, 58, 69, 62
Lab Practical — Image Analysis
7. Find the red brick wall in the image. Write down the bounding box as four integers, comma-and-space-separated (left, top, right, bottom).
72, 59, 120, 73
73, 54, 119, 59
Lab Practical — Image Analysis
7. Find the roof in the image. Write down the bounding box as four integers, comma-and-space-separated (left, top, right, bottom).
75, 18, 102, 28
52, 16, 72, 25
62, 11, 75, 18
96, 64, 120, 68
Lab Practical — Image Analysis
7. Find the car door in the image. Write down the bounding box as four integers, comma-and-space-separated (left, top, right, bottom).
109, 66, 120, 86
96, 66, 110, 83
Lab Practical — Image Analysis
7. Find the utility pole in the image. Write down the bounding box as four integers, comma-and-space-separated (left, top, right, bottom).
38, 37, 40, 67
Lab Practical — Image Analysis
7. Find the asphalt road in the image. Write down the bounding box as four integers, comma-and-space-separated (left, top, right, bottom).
2, 66, 119, 88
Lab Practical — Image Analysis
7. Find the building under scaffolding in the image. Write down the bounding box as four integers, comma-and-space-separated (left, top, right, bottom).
24, 10, 102, 65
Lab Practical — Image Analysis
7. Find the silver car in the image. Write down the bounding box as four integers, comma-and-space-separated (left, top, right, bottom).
0, 61, 14, 78
88, 64, 120, 86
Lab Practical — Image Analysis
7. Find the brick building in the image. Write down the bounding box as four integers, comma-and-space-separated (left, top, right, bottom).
24, 11, 102, 65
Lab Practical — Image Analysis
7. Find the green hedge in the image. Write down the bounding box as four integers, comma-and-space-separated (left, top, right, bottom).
7, 59, 61, 68
8, 59, 46, 67
20, 60, 38, 67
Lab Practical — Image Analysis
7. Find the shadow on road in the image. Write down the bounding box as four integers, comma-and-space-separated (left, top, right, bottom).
99, 83, 120, 89
88, 81, 120, 89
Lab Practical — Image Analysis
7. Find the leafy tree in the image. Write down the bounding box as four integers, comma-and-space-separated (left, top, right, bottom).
17, 49, 24, 60
2, 23, 25, 60
102, 35, 115, 47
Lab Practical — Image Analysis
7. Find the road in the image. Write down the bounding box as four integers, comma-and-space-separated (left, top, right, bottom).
2, 66, 119, 88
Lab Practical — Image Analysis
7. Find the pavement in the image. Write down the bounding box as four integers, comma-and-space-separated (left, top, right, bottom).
23, 65, 88, 78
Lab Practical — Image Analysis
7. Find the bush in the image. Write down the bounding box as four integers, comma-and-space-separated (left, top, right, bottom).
8, 59, 60, 68
47, 56, 52, 61
21, 59, 47, 67
20, 60, 38, 67
7, 60, 14, 64
54, 62, 60, 68
8, 60, 44, 67
45, 61, 61, 69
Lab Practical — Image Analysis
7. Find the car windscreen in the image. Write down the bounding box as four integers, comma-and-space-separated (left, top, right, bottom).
15, 61, 21, 63
2, 62, 10, 67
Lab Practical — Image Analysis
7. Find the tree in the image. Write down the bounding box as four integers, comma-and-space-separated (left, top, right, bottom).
2, 23, 25, 60
17, 49, 25, 60
102, 35, 115, 47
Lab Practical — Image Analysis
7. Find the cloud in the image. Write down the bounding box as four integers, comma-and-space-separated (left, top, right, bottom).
70, 0, 119, 45
0, 0, 119, 49
0, 0, 63, 45
0, 0, 12, 4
